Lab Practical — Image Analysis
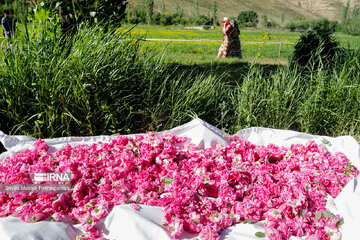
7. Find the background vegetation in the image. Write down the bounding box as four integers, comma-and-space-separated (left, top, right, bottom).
123, 0, 360, 41
0, 1, 359, 144
127, 0, 360, 25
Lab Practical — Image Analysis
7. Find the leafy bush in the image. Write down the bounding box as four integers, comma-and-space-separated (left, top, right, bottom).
311, 18, 338, 33
159, 13, 173, 25
291, 19, 339, 67
151, 12, 161, 25
237, 10, 258, 27
285, 19, 310, 32
170, 13, 187, 25
191, 15, 212, 26
127, 8, 146, 24
262, 15, 279, 29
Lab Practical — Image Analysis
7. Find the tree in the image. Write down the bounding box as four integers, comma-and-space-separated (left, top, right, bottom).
237, 10, 258, 27
343, 0, 350, 22
192, 15, 212, 26
194, 0, 199, 17
262, 15, 279, 29
144, 0, 154, 24
171, 5, 186, 25
43, 0, 127, 36
174, 4, 183, 17
160, 0, 165, 14
212, 1, 217, 27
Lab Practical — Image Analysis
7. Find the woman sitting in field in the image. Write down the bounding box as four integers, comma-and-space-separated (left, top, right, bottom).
217, 17, 242, 59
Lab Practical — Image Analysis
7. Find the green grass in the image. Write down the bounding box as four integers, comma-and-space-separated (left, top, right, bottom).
0, 23, 359, 142
123, 25, 360, 62
0, 38, 7, 49
124, 25, 360, 46
143, 40, 295, 60
162, 53, 287, 66
124, 25, 300, 42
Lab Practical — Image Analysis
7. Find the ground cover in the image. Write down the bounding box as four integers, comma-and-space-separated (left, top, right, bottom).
124, 25, 360, 61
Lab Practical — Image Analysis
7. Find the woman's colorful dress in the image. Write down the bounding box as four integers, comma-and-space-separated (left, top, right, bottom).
217, 20, 242, 58
217, 22, 232, 58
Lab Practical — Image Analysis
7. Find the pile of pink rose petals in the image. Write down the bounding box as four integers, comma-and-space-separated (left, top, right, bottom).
0, 133, 358, 240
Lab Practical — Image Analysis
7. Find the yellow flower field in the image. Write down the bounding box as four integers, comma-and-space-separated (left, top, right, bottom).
122, 25, 360, 62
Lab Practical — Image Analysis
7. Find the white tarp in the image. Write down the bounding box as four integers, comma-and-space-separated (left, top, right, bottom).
0, 118, 359, 240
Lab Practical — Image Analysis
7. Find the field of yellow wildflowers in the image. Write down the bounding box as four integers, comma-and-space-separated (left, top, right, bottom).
122, 25, 360, 64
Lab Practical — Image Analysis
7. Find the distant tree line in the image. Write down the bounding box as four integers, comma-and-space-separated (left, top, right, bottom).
124, 0, 360, 36
124, 0, 217, 26
285, 17, 334, 32
3, 0, 360, 36
284, 1, 360, 36
285, 5, 360, 37
124, 3, 284, 30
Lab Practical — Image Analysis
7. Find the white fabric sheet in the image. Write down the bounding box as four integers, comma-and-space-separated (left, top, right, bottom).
0, 118, 359, 240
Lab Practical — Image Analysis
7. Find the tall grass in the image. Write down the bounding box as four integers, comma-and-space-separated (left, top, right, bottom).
231, 59, 360, 138
0, 24, 171, 137
0, 23, 231, 137
0, 24, 359, 140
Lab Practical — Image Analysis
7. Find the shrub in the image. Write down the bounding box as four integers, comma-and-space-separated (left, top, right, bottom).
285, 19, 310, 32
262, 15, 279, 29
126, 8, 146, 24
191, 15, 212, 26
237, 10, 258, 27
291, 19, 339, 68
266, 20, 279, 28
0, 22, 235, 137
160, 13, 173, 25
285, 21, 296, 31
232, 56, 360, 138
151, 12, 161, 25
170, 13, 187, 25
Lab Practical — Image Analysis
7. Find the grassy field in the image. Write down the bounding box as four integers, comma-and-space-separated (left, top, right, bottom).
0, 23, 359, 143
122, 25, 360, 64
128, 0, 347, 23
3, 24, 360, 64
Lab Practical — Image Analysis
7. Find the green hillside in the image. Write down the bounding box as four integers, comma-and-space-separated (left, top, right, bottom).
129, 0, 359, 24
